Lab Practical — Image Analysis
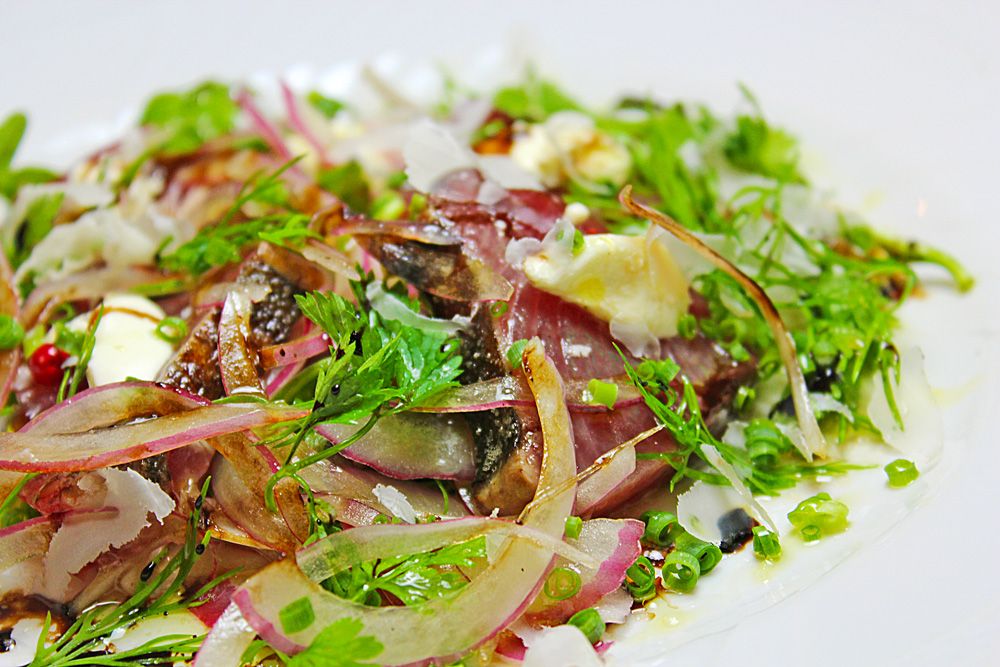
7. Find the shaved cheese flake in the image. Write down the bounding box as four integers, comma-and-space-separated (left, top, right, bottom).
522, 625, 604, 667
702, 445, 776, 533
372, 483, 417, 523
43, 468, 174, 595
865, 345, 944, 466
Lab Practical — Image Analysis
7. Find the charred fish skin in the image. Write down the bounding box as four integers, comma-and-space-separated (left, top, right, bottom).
157, 256, 303, 400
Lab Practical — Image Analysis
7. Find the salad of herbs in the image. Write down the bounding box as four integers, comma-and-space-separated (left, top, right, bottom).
0, 64, 970, 667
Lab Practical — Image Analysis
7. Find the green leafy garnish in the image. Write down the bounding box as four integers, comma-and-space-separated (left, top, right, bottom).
265, 277, 463, 525
279, 618, 383, 667
159, 159, 317, 275
0, 112, 58, 202
139, 81, 240, 155
322, 536, 486, 606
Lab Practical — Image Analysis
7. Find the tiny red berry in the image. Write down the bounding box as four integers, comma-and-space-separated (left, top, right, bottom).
29, 344, 70, 385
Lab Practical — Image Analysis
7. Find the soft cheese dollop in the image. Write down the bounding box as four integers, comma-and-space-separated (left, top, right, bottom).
68, 293, 175, 387
510, 110, 632, 188
518, 219, 690, 351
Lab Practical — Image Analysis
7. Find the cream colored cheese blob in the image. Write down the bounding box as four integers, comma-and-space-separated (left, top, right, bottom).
521, 227, 690, 341
68, 293, 175, 387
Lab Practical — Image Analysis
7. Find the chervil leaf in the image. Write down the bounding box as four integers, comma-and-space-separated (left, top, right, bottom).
285, 618, 383, 667
140, 81, 240, 155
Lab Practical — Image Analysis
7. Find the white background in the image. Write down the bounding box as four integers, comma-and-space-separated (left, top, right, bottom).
1, 2, 998, 665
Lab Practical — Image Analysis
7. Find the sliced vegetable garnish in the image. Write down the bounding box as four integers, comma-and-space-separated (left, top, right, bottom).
885, 458, 919, 487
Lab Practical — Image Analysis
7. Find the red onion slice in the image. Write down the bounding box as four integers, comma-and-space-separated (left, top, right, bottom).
0, 515, 58, 573
299, 240, 362, 281
315, 412, 476, 482
259, 332, 330, 370
0, 400, 308, 472
525, 518, 643, 624
194, 601, 257, 667
237, 88, 295, 163
21, 265, 180, 328
211, 455, 301, 552
219, 287, 267, 399
229, 339, 577, 665
280, 81, 329, 164
22, 381, 207, 434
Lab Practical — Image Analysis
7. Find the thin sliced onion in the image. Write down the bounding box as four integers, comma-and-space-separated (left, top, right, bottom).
281, 82, 330, 164
0, 398, 308, 473
339, 218, 460, 246
219, 287, 267, 399
259, 332, 330, 370
296, 517, 599, 583
525, 518, 643, 624
211, 454, 302, 553
300, 239, 361, 281
237, 88, 295, 163
229, 338, 577, 664
619, 186, 826, 459
316, 412, 476, 482
0, 514, 59, 573
194, 601, 257, 667
575, 446, 637, 516
22, 380, 207, 434
21, 265, 179, 328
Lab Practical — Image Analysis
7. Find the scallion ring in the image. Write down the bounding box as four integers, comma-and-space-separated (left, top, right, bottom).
155, 316, 188, 344
625, 556, 656, 601
674, 532, 722, 575
564, 516, 583, 541
752, 526, 781, 558
544, 567, 582, 600
567, 608, 605, 644
661, 551, 700, 592
639, 510, 679, 547
885, 458, 919, 487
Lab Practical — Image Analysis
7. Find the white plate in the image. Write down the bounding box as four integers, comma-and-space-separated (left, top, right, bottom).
2, 2, 998, 665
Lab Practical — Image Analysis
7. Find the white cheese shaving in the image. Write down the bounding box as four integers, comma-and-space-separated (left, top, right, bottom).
522, 625, 605, 667
865, 345, 944, 466
43, 468, 174, 596
403, 118, 541, 193
372, 483, 417, 523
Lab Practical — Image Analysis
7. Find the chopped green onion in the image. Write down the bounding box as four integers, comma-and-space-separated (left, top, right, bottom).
751, 526, 781, 558
743, 418, 790, 467
564, 515, 583, 540
567, 608, 605, 644
674, 532, 722, 575
544, 567, 582, 600
661, 551, 700, 592
585, 378, 618, 410
885, 458, 919, 487
571, 228, 585, 255
801, 525, 821, 542
407, 192, 427, 217
155, 316, 188, 344
490, 300, 509, 317
279, 596, 315, 634
787, 492, 850, 541
370, 192, 406, 220
506, 339, 529, 369
639, 510, 679, 547
677, 313, 698, 340
0, 314, 24, 350
625, 556, 656, 601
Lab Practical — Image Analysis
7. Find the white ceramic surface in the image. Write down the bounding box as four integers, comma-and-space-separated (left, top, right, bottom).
1, 2, 997, 665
